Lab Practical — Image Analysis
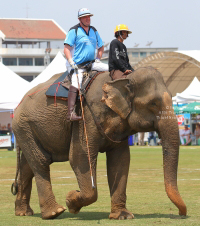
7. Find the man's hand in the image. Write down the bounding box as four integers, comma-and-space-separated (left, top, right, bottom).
95, 58, 101, 63
71, 62, 78, 70
68, 58, 78, 70
124, 70, 132, 75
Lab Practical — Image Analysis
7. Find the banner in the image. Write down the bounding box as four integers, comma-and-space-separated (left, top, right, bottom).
176, 113, 191, 130
0, 135, 11, 147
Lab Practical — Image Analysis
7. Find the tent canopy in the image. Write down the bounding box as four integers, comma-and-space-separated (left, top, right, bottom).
172, 77, 200, 103
0, 52, 66, 110
29, 51, 66, 89
0, 62, 30, 110
134, 50, 200, 96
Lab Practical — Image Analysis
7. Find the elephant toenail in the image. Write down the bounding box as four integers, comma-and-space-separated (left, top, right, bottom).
119, 216, 124, 220
66, 200, 70, 206
127, 214, 134, 219
52, 212, 56, 216
57, 208, 64, 213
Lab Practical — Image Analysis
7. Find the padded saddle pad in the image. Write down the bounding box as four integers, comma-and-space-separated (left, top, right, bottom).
45, 71, 69, 99
46, 70, 105, 100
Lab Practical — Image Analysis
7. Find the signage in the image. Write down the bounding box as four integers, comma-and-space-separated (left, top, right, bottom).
176, 113, 191, 129
0, 135, 11, 147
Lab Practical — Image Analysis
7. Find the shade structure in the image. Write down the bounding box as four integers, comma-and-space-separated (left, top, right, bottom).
173, 105, 184, 114
134, 51, 200, 96
181, 102, 200, 114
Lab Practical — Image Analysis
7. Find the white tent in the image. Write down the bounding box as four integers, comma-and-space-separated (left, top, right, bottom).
29, 51, 66, 89
172, 77, 200, 103
0, 62, 30, 110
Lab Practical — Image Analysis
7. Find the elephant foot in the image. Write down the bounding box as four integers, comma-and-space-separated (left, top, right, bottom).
15, 202, 34, 217
42, 205, 66, 220
66, 190, 82, 214
109, 209, 134, 220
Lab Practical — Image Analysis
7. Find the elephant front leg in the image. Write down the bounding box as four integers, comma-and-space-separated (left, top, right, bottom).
66, 142, 98, 214
106, 143, 134, 220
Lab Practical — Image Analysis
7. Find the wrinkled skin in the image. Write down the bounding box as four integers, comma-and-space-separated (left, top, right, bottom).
12, 67, 186, 220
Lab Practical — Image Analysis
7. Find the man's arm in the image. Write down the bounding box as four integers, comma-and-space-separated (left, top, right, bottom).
64, 44, 73, 62
64, 44, 78, 69
96, 46, 104, 59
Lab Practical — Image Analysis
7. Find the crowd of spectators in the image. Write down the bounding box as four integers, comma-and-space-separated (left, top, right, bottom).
134, 123, 200, 146
180, 122, 200, 146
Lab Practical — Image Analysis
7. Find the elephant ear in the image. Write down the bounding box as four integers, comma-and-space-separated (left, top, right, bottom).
101, 78, 133, 119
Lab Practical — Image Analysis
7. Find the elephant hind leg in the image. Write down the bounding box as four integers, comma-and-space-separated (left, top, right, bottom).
16, 130, 66, 219
15, 153, 34, 216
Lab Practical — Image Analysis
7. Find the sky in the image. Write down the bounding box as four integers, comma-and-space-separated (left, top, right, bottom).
1, 0, 200, 50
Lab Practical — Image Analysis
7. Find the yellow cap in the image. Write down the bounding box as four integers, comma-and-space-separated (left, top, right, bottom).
114, 24, 132, 34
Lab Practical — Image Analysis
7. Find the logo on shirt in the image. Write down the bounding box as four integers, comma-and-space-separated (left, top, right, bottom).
115, 48, 126, 59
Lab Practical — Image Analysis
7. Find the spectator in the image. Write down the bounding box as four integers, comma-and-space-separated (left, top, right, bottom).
7, 123, 12, 133
196, 122, 200, 139
157, 139, 162, 145
138, 132, 145, 146
1, 125, 6, 130
185, 122, 200, 145
180, 125, 191, 145
148, 131, 157, 146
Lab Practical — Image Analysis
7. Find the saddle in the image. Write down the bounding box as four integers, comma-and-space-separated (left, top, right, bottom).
45, 70, 104, 101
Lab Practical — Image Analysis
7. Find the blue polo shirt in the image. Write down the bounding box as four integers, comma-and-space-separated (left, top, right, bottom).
64, 23, 104, 65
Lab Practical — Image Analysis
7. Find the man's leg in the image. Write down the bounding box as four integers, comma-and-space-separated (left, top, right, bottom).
141, 132, 145, 145
67, 86, 82, 121
153, 136, 157, 145
67, 69, 84, 121
71, 69, 84, 89
148, 137, 151, 145
110, 70, 126, 80
180, 136, 185, 145
92, 62, 108, 71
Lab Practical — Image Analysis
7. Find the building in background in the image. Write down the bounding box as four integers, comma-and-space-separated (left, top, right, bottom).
102, 46, 178, 66
0, 18, 66, 81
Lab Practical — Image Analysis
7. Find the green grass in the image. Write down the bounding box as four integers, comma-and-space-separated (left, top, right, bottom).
0, 146, 200, 225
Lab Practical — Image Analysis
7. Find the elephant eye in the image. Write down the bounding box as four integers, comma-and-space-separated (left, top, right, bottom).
151, 102, 156, 106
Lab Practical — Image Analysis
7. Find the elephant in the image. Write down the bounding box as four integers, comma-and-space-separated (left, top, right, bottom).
12, 66, 187, 220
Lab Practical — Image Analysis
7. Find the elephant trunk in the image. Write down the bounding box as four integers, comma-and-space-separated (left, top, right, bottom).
157, 94, 187, 216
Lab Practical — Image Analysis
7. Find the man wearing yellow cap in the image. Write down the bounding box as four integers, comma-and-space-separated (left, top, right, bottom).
109, 24, 134, 80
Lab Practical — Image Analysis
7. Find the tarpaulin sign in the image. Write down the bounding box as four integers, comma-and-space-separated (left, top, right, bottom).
0, 135, 11, 147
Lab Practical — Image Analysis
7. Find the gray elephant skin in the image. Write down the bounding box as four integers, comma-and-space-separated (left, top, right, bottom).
12, 67, 187, 220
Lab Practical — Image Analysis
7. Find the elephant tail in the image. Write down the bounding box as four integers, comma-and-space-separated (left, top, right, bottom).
11, 143, 21, 195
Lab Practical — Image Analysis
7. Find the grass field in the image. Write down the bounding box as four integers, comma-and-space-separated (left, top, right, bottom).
0, 146, 200, 226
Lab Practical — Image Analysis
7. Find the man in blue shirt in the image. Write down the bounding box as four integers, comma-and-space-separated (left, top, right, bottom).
64, 8, 108, 121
